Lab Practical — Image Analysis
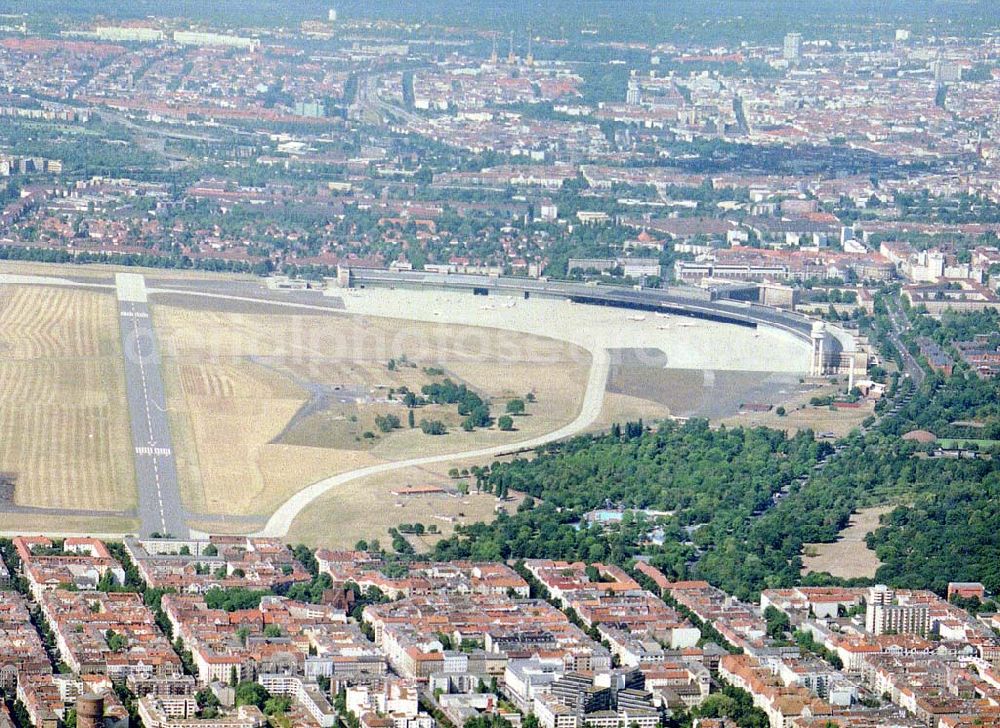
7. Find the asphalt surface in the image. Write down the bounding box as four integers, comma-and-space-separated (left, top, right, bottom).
885, 294, 926, 385
116, 275, 187, 537
348, 269, 816, 344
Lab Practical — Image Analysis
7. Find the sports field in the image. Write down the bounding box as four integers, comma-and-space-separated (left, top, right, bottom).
0, 285, 135, 511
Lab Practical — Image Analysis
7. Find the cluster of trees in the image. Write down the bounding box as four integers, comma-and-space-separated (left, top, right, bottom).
422, 379, 487, 411
0, 244, 273, 276
1, 118, 164, 178
433, 419, 826, 592
421, 379, 492, 430
105, 629, 127, 653
762, 605, 791, 641
804, 288, 858, 304
398, 523, 435, 535
425, 351, 1000, 600
285, 573, 333, 605
866, 460, 1000, 593
203, 586, 266, 612
196, 686, 222, 719
896, 190, 1000, 225
419, 419, 447, 435
880, 368, 1000, 440
394, 380, 513, 435
388, 528, 415, 555
909, 308, 1000, 349
671, 684, 770, 728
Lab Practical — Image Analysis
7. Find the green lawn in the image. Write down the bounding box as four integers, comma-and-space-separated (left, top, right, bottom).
936, 438, 1000, 450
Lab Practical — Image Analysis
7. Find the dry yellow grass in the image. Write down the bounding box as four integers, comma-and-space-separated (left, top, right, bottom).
801, 505, 893, 579
721, 382, 873, 437
286, 463, 519, 550
153, 305, 589, 519
0, 259, 251, 283
0, 513, 138, 536
0, 286, 135, 510
161, 353, 387, 516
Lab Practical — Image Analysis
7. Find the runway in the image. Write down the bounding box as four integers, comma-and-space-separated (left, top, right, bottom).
116, 273, 187, 537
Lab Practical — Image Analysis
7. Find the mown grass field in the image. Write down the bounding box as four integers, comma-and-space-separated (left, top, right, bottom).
0, 286, 135, 511
286, 457, 523, 550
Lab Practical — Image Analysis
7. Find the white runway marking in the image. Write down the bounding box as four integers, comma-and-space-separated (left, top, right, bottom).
115, 272, 148, 303
130, 305, 167, 534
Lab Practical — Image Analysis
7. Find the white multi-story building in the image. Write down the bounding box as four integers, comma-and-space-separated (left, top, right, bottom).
504, 658, 564, 712
257, 674, 337, 728
866, 586, 930, 636
783, 33, 802, 62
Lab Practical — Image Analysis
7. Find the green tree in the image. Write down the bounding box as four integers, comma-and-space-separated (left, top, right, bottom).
764, 605, 791, 641
419, 419, 447, 435
264, 697, 292, 716
204, 587, 268, 612
196, 688, 220, 710
506, 399, 526, 415
97, 570, 119, 592
235, 682, 270, 709
105, 629, 127, 653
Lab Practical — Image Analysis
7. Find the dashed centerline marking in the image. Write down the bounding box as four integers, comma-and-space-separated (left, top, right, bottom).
127, 299, 168, 534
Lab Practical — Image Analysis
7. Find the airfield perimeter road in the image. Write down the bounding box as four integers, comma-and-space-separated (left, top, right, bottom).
115, 273, 187, 538
254, 348, 611, 538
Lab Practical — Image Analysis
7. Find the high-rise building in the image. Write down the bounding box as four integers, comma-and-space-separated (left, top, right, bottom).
783, 32, 802, 62
865, 586, 930, 636
626, 80, 641, 106
550, 673, 611, 716
932, 60, 962, 83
